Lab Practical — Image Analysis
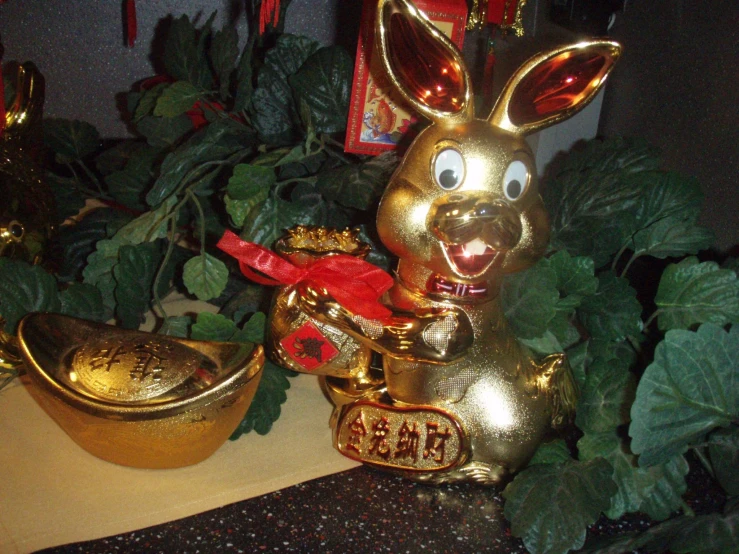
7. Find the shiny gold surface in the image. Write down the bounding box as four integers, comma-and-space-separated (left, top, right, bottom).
275, 226, 370, 266
18, 313, 264, 469
376, 0, 474, 125
265, 2, 617, 484
268, 226, 375, 378
0, 62, 55, 266
499, 0, 527, 37
335, 399, 468, 472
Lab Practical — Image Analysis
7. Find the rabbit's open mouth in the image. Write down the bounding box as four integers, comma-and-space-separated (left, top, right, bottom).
441, 238, 500, 277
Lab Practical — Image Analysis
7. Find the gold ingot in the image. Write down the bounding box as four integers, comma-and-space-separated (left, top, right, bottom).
267, 226, 374, 379
18, 313, 264, 469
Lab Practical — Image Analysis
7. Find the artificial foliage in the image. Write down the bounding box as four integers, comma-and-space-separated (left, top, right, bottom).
0, 5, 737, 553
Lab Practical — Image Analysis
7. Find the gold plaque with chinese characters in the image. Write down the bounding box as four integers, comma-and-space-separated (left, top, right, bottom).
335, 400, 468, 472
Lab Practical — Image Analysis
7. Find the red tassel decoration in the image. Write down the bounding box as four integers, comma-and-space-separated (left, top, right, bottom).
259, 0, 281, 35
126, 0, 137, 47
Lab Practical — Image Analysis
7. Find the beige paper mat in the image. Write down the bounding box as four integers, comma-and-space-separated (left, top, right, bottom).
0, 297, 359, 553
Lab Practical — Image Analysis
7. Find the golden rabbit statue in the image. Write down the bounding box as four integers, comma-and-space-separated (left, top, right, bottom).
228, 0, 622, 485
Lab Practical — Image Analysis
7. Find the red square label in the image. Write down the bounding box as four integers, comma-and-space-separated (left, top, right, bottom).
280, 321, 340, 371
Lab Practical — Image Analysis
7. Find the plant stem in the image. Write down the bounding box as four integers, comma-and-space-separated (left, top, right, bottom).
611, 242, 631, 273
64, 163, 111, 200
692, 446, 716, 480
75, 159, 106, 197
187, 190, 207, 251
620, 252, 641, 278
151, 217, 178, 320
643, 309, 663, 330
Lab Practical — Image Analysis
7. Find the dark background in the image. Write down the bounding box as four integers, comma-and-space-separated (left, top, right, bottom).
1, 0, 736, 251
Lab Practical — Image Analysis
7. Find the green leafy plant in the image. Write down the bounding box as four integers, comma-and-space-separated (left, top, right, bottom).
498, 136, 738, 554
0, 6, 737, 553
0, 5, 396, 433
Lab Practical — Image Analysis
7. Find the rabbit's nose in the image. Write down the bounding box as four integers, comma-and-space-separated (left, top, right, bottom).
430, 194, 522, 250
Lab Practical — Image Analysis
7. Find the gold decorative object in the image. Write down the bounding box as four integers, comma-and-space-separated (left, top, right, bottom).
265, 0, 620, 485
18, 313, 264, 469
0, 61, 55, 264
267, 226, 376, 380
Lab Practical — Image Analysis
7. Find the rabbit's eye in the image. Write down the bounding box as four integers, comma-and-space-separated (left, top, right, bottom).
503, 161, 529, 201
433, 148, 465, 190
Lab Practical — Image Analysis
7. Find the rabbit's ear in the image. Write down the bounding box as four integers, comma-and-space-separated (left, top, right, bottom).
4, 62, 44, 135
488, 40, 621, 136
376, 0, 473, 125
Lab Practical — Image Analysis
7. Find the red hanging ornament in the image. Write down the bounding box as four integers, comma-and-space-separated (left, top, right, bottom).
126, 0, 137, 47
259, 0, 281, 35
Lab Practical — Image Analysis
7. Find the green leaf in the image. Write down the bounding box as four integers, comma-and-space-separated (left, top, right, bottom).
182, 253, 229, 301
241, 312, 266, 344
164, 15, 212, 89
228, 163, 277, 198
210, 26, 239, 100
159, 316, 192, 338
232, 37, 254, 113
632, 214, 714, 260
43, 118, 100, 161
153, 81, 202, 118
708, 427, 739, 496
503, 458, 617, 554
0, 259, 61, 333
57, 208, 132, 282
136, 114, 193, 148
655, 257, 739, 331
501, 258, 559, 339
578, 431, 688, 520
575, 356, 636, 433
251, 34, 321, 144
578, 271, 642, 341
289, 46, 353, 134
191, 312, 242, 342
95, 140, 145, 175
230, 359, 296, 437
582, 502, 739, 554
113, 196, 178, 245
316, 152, 399, 210
528, 439, 572, 465
520, 331, 565, 356
113, 242, 162, 329
631, 171, 704, 231
104, 146, 161, 211
549, 250, 598, 301
545, 137, 661, 266
133, 82, 168, 122
565, 341, 589, 390
45, 172, 86, 223
630, 324, 739, 466
145, 119, 252, 206
241, 195, 316, 247
59, 283, 106, 323
81, 239, 120, 316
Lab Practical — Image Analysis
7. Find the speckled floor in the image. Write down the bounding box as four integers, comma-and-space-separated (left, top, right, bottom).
38, 460, 723, 554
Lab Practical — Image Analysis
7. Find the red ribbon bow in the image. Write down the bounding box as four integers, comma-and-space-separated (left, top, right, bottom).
217, 231, 393, 320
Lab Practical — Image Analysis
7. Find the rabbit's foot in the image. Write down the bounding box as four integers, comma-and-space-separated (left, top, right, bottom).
405, 461, 507, 486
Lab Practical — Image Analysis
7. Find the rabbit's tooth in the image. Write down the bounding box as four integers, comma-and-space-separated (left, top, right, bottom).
464, 238, 489, 256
